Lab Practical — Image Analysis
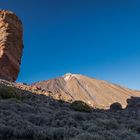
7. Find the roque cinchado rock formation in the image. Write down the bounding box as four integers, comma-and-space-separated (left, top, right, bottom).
0, 10, 23, 82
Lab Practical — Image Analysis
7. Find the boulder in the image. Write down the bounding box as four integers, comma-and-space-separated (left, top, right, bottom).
0, 10, 23, 81
126, 96, 140, 109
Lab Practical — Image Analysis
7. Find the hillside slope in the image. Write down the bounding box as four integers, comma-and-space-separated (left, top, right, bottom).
33, 73, 140, 108
0, 82, 140, 140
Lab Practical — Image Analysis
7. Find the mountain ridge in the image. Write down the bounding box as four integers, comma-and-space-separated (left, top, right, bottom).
32, 73, 140, 108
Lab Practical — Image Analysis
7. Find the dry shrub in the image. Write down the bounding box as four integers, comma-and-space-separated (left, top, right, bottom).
75, 132, 105, 140
0, 85, 21, 100
71, 100, 92, 112
110, 102, 122, 111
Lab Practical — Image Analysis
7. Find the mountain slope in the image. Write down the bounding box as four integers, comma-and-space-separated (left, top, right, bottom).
32, 73, 140, 108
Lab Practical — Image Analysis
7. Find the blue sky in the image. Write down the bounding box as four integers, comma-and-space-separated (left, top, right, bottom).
1, 0, 140, 90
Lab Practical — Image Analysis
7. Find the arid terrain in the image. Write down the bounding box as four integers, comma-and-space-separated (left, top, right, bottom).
0, 81, 140, 140
33, 73, 140, 109
1, 10, 140, 140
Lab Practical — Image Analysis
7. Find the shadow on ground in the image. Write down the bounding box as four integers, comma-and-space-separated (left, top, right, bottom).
0, 84, 140, 140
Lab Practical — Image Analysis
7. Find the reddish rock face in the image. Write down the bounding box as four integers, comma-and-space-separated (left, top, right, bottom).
0, 10, 23, 82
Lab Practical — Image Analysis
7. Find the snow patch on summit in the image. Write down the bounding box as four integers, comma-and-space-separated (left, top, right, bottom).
63, 73, 81, 81
63, 73, 72, 81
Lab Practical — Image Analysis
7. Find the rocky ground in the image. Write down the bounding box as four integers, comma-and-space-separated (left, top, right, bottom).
0, 81, 140, 140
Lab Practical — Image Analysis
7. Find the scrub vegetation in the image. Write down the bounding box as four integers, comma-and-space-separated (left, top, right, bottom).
0, 84, 140, 140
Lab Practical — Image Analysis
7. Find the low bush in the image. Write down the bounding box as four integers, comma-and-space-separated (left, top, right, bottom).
110, 102, 122, 111
48, 127, 65, 140
0, 125, 14, 138
71, 100, 92, 112
0, 85, 21, 100
118, 129, 140, 140
75, 133, 104, 140
1, 84, 140, 139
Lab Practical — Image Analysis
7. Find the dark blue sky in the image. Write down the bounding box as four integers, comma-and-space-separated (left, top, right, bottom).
1, 0, 140, 90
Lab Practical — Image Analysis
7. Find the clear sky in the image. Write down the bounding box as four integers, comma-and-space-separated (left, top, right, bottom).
1, 0, 140, 90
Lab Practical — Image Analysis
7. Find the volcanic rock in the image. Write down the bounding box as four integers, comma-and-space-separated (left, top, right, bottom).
126, 96, 140, 109
33, 73, 140, 108
0, 10, 23, 81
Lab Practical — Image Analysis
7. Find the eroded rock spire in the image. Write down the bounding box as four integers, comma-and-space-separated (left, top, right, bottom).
0, 10, 23, 81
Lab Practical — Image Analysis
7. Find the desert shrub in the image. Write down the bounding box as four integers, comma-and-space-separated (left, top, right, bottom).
98, 130, 118, 140
48, 127, 65, 140
63, 117, 78, 127
74, 133, 105, 140
125, 119, 140, 130
7, 98, 22, 103
51, 117, 78, 128
33, 129, 50, 140
54, 110, 69, 118
0, 85, 21, 100
118, 129, 140, 140
135, 126, 140, 134
58, 99, 65, 104
65, 127, 80, 138
2, 83, 140, 139
14, 125, 47, 139
13, 127, 35, 139
104, 119, 119, 130
0, 125, 14, 138
72, 113, 87, 122
131, 121, 140, 134
94, 118, 119, 130
87, 125, 103, 133
71, 100, 92, 112
27, 114, 48, 126
110, 102, 122, 111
